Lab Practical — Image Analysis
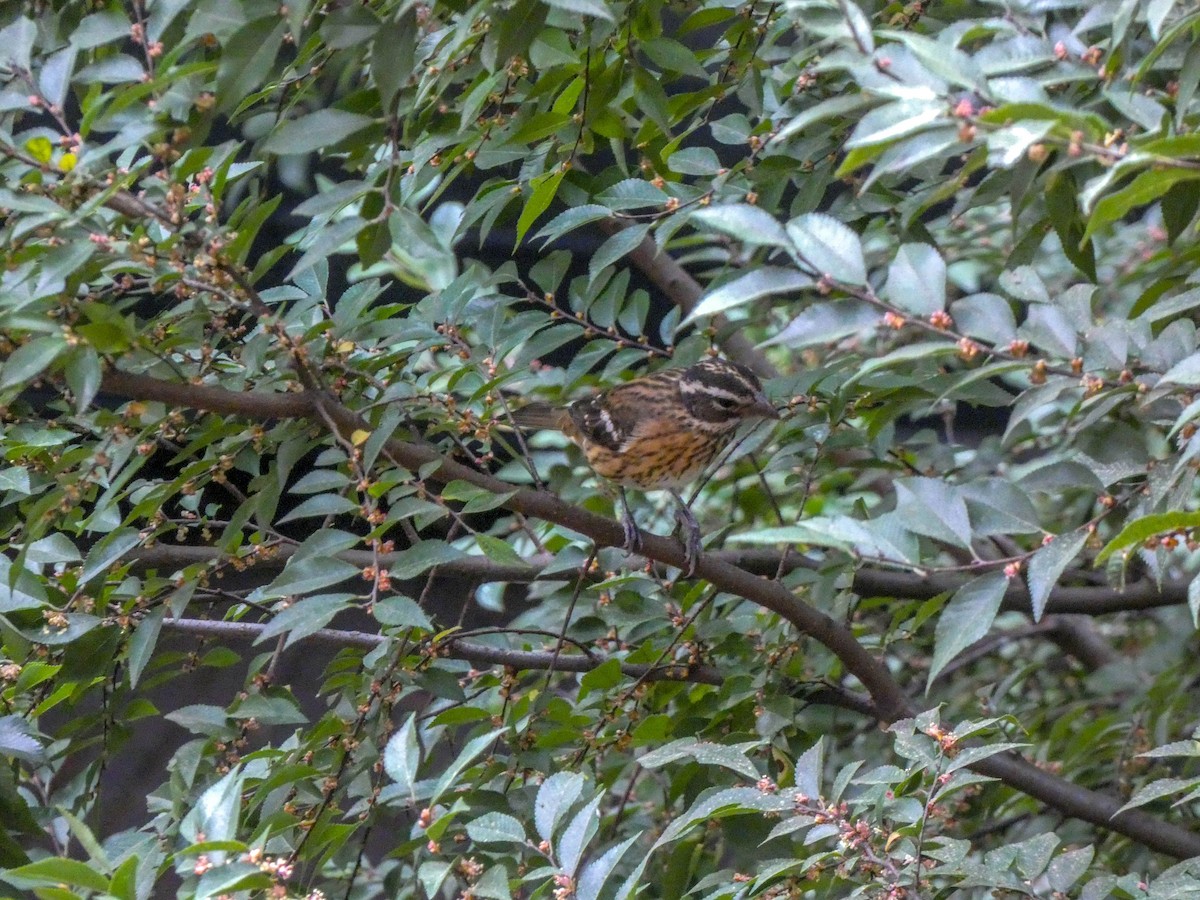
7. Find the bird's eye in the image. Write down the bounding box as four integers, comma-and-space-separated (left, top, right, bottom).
714, 397, 737, 408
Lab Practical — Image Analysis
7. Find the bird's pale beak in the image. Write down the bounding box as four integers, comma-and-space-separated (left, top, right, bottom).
750, 391, 781, 420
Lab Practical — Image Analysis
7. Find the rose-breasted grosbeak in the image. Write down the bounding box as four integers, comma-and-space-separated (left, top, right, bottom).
513, 357, 779, 574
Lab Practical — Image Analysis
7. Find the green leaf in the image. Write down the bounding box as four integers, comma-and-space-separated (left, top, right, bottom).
166, 704, 232, 737
510, 111, 572, 145
894, 478, 972, 549
543, 0, 615, 21
467, 811, 527, 845
390, 541, 468, 579
1095, 513, 1200, 566
430, 727, 507, 803
588, 223, 650, 283
638, 738, 761, 780
82, 528, 142, 582
985, 121, 1053, 168
786, 213, 866, 284
1028, 528, 1090, 621
1139, 740, 1200, 759
685, 268, 813, 322
0, 336, 66, 391
55, 807, 111, 873
1045, 171, 1096, 280
64, 346, 102, 412
927, 572, 1009, 687
383, 715, 421, 799
883, 30, 983, 90
861, 126, 960, 189
1085, 169, 1200, 242
577, 833, 643, 900
772, 94, 872, 146
483, 0, 547, 71
535, 772, 586, 843
289, 469, 351, 495
108, 855, 139, 900
476, 534, 525, 566
998, 266, 1049, 304
1116, 776, 1200, 814
215, 17, 287, 115
962, 479, 1042, 536
371, 12, 416, 109
765, 299, 879, 349
846, 99, 943, 148
25, 533, 81, 565
4, 857, 110, 893
256, 594, 353, 646
286, 217, 365, 281
0, 466, 31, 495
1046, 846, 1095, 893
1160, 352, 1200, 387
578, 658, 622, 698
794, 740, 824, 799
196, 862, 272, 897
943, 741, 1030, 773
0, 715, 44, 764
535, 204, 612, 244
127, 606, 164, 689
885, 243, 945, 315
261, 557, 362, 599
596, 179, 670, 210
374, 595, 433, 630
75, 53, 145, 84
690, 204, 790, 247
70, 10, 132, 49
653, 787, 790, 848
418, 861, 453, 898
1166, 169, 1200, 236
557, 793, 602, 876
277, 492, 359, 523
38, 46, 77, 109
950, 293, 1016, 343
666, 146, 722, 175
181, 766, 245, 847
517, 169, 565, 244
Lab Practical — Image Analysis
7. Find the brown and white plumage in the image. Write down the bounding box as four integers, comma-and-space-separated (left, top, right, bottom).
512, 358, 778, 572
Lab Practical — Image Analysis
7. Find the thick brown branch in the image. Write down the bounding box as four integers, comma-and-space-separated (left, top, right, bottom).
102, 369, 313, 418
852, 566, 1189, 616
101, 370, 902, 708
967, 752, 1200, 860
596, 217, 776, 378
157, 617, 724, 683
99, 369, 1200, 859
130, 543, 1190, 618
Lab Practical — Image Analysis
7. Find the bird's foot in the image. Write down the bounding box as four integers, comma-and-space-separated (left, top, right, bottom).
674, 499, 702, 577
620, 508, 643, 555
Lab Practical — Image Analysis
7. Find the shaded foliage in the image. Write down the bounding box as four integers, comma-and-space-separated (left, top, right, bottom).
1, 0, 1200, 897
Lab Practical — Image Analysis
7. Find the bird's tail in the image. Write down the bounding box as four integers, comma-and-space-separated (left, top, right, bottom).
507, 402, 568, 431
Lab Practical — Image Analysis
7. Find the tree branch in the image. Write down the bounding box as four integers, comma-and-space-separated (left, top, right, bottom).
129, 544, 1191, 618
156, 617, 724, 684
99, 368, 1200, 859
596, 217, 776, 378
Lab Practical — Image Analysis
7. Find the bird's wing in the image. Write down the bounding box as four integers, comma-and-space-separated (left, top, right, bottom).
567, 368, 683, 452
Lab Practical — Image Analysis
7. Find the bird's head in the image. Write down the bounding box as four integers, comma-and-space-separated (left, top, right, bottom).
678, 358, 779, 427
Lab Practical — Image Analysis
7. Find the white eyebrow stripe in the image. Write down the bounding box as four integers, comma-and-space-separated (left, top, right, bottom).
679, 382, 744, 402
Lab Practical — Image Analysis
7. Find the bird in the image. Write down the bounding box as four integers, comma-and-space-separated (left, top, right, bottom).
511, 357, 779, 575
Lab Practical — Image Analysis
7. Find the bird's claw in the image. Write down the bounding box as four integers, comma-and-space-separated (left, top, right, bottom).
621, 509, 643, 555
674, 501, 701, 577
